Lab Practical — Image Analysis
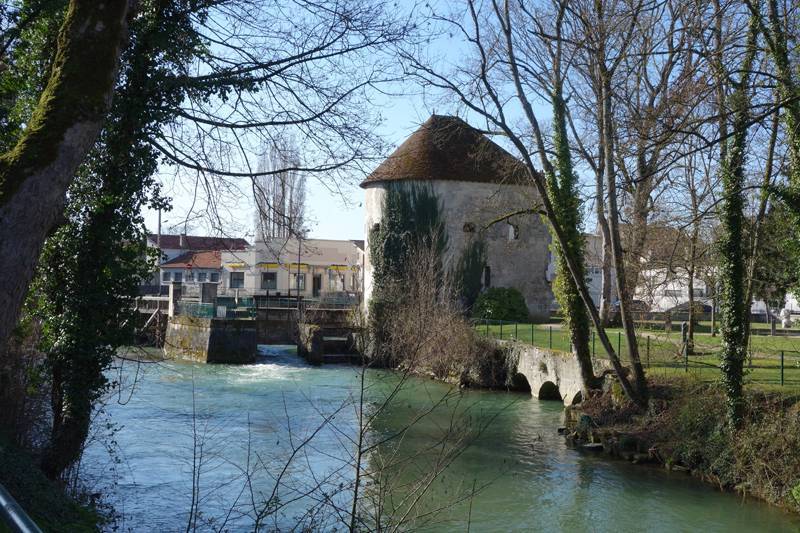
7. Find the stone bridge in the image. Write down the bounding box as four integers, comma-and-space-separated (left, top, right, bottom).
509, 342, 609, 406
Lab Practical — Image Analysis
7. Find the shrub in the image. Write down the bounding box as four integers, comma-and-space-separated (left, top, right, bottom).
472, 287, 530, 322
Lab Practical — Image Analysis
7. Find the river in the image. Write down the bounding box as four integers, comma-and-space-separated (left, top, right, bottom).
80, 346, 800, 531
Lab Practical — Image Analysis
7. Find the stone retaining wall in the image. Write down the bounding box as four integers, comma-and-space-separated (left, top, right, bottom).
164, 316, 256, 363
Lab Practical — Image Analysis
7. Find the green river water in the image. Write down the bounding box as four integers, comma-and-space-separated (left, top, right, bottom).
81, 346, 800, 531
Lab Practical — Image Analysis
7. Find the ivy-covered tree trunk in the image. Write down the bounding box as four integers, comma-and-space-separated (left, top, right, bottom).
717, 14, 758, 427
36, 1, 186, 478
0, 0, 132, 354
547, 84, 598, 394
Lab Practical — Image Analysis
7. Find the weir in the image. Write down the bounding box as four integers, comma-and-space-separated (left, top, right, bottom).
163, 298, 358, 363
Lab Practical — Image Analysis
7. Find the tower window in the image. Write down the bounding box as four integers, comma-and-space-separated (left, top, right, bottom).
508, 223, 519, 240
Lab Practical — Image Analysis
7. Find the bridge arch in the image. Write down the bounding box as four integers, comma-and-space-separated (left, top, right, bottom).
569, 390, 583, 405
510, 343, 607, 406
537, 381, 562, 401
509, 372, 532, 392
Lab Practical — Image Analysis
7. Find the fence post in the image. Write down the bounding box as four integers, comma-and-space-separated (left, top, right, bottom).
646, 336, 651, 368
485, 319, 489, 337
549, 326, 552, 350
684, 341, 689, 373
531, 322, 534, 345
515, 322, 518, 339
781, 350, 785, 386
617, 331, 621, 356
592, 330, 595, 357
500, 321, 503, 340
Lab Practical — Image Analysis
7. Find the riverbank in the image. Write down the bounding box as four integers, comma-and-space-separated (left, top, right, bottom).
0, 433, 103, 532
563, 376, 800, 515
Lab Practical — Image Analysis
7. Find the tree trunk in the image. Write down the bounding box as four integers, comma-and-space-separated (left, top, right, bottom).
41, 370, 92, 480
716, 12, 758, 427
596, 165, 614, 326
600, 74, 648, 403
624, 177, 653, 299
0, 0, 132, 353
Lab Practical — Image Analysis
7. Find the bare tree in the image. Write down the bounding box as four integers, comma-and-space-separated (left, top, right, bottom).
254, 139, 307, 241
400, 0, 648, 407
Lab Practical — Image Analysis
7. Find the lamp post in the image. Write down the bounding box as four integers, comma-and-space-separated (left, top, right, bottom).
296, 230, 306, 311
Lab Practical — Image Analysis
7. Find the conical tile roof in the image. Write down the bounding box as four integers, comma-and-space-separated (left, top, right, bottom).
360, 115, 529, 187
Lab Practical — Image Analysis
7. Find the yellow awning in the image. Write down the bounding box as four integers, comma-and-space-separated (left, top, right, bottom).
256, 262, 281, 269
225, 262, 247, 269
328, 264, 350, 272
286, 263, 309, 271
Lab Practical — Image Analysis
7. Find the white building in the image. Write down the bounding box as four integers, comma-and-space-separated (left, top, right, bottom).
159, 251, 222, 285
361, 115, 553, 318
143, 233, 249, 292
635, 267, 710, 312
219, 237, 364, 300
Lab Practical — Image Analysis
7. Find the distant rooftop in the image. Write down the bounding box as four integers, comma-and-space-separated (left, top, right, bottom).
160, 250, 221, 269
361, 114, 529, 188
148, 233, 249, 251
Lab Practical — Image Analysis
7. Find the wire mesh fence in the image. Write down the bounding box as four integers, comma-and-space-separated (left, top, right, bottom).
474, 318, 800, 390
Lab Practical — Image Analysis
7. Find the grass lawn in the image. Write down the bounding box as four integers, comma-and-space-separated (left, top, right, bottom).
475, 320, 800, 391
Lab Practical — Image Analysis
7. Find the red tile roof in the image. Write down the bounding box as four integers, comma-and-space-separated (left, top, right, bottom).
148, 233, 249, 251
160, 251, 221, 269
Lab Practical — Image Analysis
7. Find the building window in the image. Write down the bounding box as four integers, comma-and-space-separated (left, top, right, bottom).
210, 272, 219, 283
197, 272, 207, 283
261, 272, 277, 290
292, 273, 306, 291
162, 272, 171, 283
507, 223, 519, 240
692, 288, 704, 297
483, 265, 491, 288
173, 272, 183, 283
664, 289, 682, 297
230, 271, 244, 288
186, 271, 194, 282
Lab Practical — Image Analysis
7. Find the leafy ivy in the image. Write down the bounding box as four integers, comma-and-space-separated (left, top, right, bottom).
368, 182, 448, 362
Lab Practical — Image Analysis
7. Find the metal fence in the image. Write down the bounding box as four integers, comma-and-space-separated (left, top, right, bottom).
474, 318, 800, 389
176, 301, 256, 319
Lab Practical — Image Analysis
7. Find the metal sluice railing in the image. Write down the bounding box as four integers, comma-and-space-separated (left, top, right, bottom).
0, 481, 42, 533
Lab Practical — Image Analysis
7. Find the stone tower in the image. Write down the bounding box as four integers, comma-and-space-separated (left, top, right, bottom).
361, 115, 553, 318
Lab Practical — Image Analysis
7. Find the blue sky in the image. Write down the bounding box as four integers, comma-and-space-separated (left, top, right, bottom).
142, 1, 560, 242
143, 91, 433, 241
